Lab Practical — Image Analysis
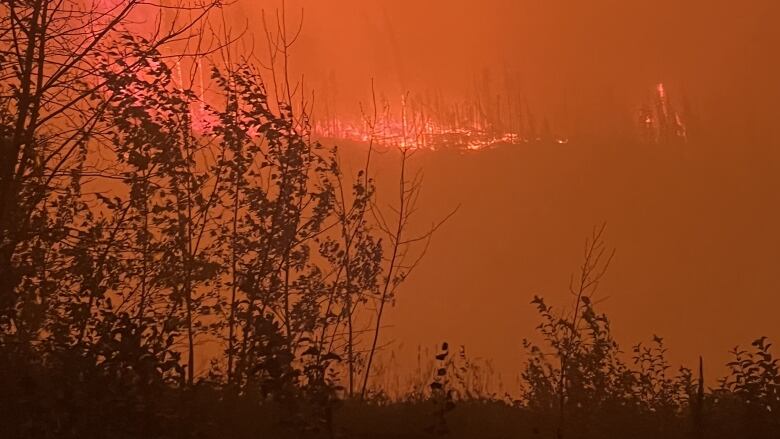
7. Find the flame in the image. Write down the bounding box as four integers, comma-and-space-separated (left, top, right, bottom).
311, 118, 560, 151
656, 83, 666, 100
636, 83, 688, 144
311, 94, 567, 151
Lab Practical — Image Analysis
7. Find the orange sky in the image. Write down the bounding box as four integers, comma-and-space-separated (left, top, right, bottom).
215, 0, 780, 387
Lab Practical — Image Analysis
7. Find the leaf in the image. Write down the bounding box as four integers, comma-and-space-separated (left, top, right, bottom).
322, 352, 341, 362
95, 193, 117, 209
301, 346, 319, 357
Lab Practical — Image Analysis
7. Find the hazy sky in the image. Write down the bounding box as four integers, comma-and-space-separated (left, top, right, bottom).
217, 0, 780, 386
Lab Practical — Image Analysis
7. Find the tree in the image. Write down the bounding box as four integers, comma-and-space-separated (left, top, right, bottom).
0, 0, 218, 352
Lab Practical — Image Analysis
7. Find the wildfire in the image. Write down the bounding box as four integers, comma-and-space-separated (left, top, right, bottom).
90, 2, 690, 151
311, 94, 568, 151
177, 77, 687, 150
637, 83, 689, 145
170, 58, 682, 151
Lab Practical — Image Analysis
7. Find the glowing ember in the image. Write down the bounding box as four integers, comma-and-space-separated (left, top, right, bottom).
311, 94, 567, 151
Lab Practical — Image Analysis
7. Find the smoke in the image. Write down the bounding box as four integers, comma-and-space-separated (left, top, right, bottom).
223, 0, 779, 144
211, 0, 780, 381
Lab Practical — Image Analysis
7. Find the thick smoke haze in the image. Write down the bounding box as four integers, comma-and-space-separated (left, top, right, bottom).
231, 0, 780, 144
7, 1, 780, 434
222, 0, 780, 384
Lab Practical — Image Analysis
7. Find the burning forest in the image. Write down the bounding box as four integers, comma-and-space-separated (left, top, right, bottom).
1, 1, 778, 438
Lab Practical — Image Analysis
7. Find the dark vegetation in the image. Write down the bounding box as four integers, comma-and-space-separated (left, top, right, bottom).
1, 1, 778, 438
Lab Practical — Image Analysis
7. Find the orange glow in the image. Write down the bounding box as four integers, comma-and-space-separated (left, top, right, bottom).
81, 0, 780, 387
